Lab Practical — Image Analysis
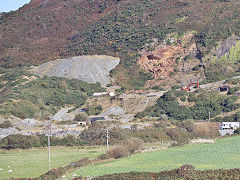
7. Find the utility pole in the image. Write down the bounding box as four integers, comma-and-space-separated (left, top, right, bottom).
106, 129, 109, 150
209, 112, 211, 122
46, 122, 52, 170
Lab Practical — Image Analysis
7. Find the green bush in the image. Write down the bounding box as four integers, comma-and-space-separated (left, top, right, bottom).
86, 105, 102, 115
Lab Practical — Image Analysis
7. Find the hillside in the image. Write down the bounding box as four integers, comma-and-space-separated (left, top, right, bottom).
0, 67, 105, 119
1, 0, 240, 88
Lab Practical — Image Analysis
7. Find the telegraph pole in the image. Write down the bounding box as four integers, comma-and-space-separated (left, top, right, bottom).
106, 129, 109, 150
46, 122, 52, 170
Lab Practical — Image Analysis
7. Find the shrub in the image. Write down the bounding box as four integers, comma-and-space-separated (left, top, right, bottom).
172, 85, 181, 90
98, 154, 108, 160
123, 138, 143, 154
86, 105, 102, 115
177, 165, 195, 178
234, 128, 240, 134
228, 87, 240, 95
0, 134, 42, 149
0, 120, 13, 128
166, 129, 181, 140
193, 122, 219, 137
73, 112, 89, 122
180, 96, 186, 101
192, 65, 200, 71
184, 55, 192, 60
107, 145, 129, 159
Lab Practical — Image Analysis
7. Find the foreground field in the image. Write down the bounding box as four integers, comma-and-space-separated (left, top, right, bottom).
0, 146, 103, 179
67, 136, 240, 178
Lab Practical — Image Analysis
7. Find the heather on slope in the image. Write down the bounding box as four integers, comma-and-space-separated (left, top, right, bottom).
1, 0, 240, 88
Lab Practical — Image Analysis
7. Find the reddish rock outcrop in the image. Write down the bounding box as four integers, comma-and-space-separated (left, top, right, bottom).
138, 33, 197, 87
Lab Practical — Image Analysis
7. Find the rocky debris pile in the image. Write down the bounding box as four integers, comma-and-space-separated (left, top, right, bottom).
32, 55, 120, 86
14, 118, 42, 130
52, 107, 75, 121
119, 114, 134, 123
101, 106, 125, 117
100, 106, 134, 122
50, 125, 82, 137
0, 128, 30, 139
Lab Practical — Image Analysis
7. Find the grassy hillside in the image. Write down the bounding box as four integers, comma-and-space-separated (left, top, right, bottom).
0, 68, 105, 118
67, 136, 240, 178
0, 146, 104, 179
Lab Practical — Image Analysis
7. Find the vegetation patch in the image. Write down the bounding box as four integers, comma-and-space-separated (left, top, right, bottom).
137, 90, 240, 121
0, 68, 105, 118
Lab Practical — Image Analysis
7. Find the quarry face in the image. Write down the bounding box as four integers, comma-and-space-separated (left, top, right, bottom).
31, 55, 120, 86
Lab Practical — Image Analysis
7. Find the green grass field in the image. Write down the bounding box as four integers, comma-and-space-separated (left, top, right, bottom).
0, 146, 104, 179
67, 136, 240, 178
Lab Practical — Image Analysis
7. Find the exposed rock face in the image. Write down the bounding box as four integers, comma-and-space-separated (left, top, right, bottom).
139, 46, 176, 78
216, 35, 240, 59
32, 55, 120, 86
138, 33, 198, 87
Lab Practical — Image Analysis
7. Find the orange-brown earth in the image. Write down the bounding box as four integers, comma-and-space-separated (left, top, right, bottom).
138, 33, 201, 88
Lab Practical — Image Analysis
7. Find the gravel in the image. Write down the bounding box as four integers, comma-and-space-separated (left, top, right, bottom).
33, 55, 120, 86
0, 128, 30, 139
101, 106, 125, 116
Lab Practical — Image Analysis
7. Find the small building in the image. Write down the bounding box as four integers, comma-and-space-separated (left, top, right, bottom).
93, 92, 115, 97
234, 90, 240, 96
77, 121, 87, 126
93, 92, 108, 97
89, 117, 106, 123
218, 85, 231, 92
219, 122, 239, 136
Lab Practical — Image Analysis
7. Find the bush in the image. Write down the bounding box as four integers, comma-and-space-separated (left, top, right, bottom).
107, 145, 129, 159
73, 112, 89, 122
0, 120, 13, 128
123, 138, 143, 154
228, 87, 240, 95
86, 105, 102, 115
180, 96, 186, 101
98, 154, 108, 160
0, 134, 42, 149
193, 122, 219, 137
234, 128, 240, 134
